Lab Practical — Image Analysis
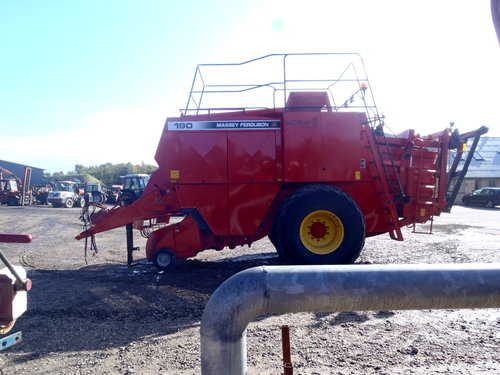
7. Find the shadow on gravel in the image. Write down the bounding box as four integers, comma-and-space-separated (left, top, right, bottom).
8, 252, 280, 362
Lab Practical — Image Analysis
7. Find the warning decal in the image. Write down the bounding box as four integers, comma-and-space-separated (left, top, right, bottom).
167, 120, 281, 131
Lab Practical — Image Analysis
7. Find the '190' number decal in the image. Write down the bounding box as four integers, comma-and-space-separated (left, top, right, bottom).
173, 122, 193, 129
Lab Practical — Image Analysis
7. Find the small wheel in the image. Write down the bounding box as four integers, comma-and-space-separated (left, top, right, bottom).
153, 248, 176, 271
76, 197, 85, 208
463, 198, 469, 206
486, 200, 494, 208
64, 198, 74, 208
272, 184, 365, 265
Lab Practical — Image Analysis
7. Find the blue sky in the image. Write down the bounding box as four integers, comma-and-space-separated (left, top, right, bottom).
1, 0, 499, 173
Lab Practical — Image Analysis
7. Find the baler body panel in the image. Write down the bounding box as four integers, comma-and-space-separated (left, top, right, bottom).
160, 109, 401, 240
283, 112, 364, 183
158, 113, 283, 237
174, 184, 229, 235
228, 183, 281, 236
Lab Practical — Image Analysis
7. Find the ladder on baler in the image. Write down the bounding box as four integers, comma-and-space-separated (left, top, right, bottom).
410, 145, 438, 235
363, 125, 405, 241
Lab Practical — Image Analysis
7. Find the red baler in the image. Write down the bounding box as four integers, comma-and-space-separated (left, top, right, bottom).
76, 53, 466, 270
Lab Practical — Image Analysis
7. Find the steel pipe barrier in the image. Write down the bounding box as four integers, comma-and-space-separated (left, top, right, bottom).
200, 263, 500, 375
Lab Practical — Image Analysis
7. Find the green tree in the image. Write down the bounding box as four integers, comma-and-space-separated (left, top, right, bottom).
68, 162, 157, 185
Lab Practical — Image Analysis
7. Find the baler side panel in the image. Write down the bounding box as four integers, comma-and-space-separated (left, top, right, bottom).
156, 132, 228, 183
227, 130, 282, 235
283, 112, 364, 182
175, 184, 229, 236
158, 115, 284, 239
334, 181, 393, 235
228, 184, 281, 236
228, 132, 277, 182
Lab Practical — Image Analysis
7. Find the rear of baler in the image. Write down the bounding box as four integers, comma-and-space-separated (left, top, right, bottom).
76, 53, 464, 270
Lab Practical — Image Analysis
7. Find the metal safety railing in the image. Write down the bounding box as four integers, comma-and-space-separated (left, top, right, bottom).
200, 263, 500, 375
182, 53, 382, 122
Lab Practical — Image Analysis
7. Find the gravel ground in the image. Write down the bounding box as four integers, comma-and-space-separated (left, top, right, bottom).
0, 204, 498, 374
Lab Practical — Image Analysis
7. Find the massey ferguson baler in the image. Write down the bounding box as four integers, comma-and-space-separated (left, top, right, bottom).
76, 53, 468, 271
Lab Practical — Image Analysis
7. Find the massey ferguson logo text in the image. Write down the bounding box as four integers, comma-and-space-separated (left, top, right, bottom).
168, 120, 281, 131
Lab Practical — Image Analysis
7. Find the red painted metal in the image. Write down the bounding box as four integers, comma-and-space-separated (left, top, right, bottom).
0, 234, 32, 243
0, 233, 31, 331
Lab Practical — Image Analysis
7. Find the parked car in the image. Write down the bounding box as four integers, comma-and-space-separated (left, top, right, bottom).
462, 187, 500, 208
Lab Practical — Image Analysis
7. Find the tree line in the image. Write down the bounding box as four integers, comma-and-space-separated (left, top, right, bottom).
45, 162, 157, 186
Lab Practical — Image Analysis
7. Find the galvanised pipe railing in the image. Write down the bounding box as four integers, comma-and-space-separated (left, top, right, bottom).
200, 263, 500, 375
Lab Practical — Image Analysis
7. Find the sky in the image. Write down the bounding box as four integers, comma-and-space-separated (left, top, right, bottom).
1, 0, 499, 174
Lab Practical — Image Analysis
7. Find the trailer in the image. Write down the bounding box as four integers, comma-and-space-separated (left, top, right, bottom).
77, 53, 480, 270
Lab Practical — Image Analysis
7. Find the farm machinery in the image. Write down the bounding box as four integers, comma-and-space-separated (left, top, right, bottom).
48, 180, 85, 208
76, 53, 480, 270
0, 167, 33, 206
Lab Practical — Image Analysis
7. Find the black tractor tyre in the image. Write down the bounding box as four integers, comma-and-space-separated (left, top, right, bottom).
120, 190, 136, 206
92, 192, 106, 205
153, 248, 177, 272
271, 184, 365, 265
268, 230, 285, 258
75, 197, 85, 208
7, 196, 19, 206
64, 198, 74, 208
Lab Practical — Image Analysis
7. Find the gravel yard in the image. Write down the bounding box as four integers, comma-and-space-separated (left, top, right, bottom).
0, 204, 498, 374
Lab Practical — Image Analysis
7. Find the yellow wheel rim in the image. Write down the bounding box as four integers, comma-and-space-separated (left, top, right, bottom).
299, 210, 344, 255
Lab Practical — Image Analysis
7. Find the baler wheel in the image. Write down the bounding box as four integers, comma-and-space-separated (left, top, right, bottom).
272, 184, 365, 265
153, 248, 177, 272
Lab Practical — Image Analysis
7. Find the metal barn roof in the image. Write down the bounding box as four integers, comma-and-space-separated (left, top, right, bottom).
450, 137, 500, 178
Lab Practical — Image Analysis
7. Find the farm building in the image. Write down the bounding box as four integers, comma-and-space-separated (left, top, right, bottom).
0, 159, 45, 186
448, 136, 500, 201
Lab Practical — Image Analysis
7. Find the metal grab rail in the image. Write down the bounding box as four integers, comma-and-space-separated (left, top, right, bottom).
200, 263, 500, 375
182, 53, 380, 117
